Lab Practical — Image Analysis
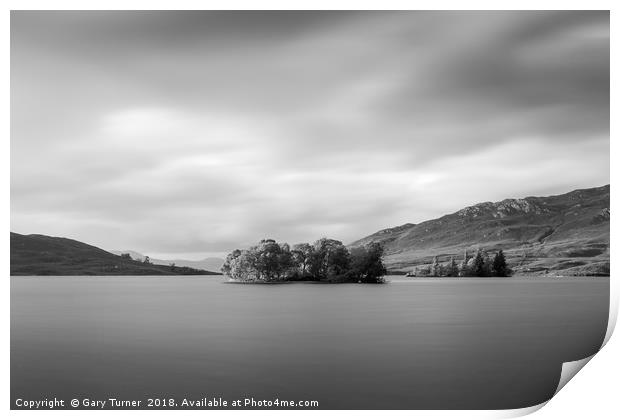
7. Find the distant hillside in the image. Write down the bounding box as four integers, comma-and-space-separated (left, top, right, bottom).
10, 233, 221, 276
109, 250, 224, 273
351, 185, 610, 276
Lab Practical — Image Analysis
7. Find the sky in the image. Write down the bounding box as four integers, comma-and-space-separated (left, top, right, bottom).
11, 11, 609, 259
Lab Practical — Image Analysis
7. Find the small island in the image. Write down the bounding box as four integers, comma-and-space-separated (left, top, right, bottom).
222, 238, 387, 283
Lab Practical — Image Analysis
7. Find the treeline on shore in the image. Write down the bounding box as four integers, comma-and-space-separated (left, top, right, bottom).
408, 249, 511, 277
222, 238, 387, 283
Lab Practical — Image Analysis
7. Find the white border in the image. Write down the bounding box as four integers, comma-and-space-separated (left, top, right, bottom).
3, 1, 616, 419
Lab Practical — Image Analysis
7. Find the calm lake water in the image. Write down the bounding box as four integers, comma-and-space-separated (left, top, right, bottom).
11, 275, 609, 409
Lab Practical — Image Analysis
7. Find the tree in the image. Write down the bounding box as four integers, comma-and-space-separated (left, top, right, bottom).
229, 249, 258, 281
120, 253, 132, 260
363, 242, 387, 282
291, 243, 314, 277
349, 242, 387, 283
472, 249, 487, 277
309, 238, 350, 281
222, 249, 242, 276
482, 250, 492, 275
430, 256, 441, 277
470, 248, 492, 277
492, 250, 510, 277
252, 239, 294, 281
143, 256, 151, 264
459, 250, 470, 276
277, 243, 295, 279
447, 256, 459, 277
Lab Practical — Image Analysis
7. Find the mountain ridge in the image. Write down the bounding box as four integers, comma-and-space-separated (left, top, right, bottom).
351, 185, 610, 276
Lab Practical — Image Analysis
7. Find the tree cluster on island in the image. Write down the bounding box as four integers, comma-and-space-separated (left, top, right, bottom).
409, 249, 512, 277
222, 238, 387, 283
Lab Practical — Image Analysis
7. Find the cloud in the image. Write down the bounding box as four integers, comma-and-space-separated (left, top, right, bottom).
10, 11, 609, 257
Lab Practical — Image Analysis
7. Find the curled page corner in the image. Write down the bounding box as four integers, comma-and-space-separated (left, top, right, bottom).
493, 355, 596, 419
495, 401, 548, 419
602, 288, 618, 348
495, 339, 609, 419
552, 289, 619, 397
554, 355, 595, 397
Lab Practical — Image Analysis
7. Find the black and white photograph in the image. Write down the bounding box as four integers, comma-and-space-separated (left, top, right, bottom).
9, 8, 611, 412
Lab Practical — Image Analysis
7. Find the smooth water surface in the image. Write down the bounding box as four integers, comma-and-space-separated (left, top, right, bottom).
11, 275, 609, 409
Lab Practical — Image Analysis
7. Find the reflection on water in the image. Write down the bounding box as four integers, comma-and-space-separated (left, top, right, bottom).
11, 275, 609, 409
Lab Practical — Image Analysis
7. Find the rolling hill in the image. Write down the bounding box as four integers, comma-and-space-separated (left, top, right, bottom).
109, 250, 225, 273
10, 232, 221, 276
351, 185, 610, 276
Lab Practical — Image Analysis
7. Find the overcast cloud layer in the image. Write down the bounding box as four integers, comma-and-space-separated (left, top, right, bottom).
11, 11, 609, 259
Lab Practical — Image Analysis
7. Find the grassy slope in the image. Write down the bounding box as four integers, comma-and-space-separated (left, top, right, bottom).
10, 232, 221, 276
351, 185, 610, 276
